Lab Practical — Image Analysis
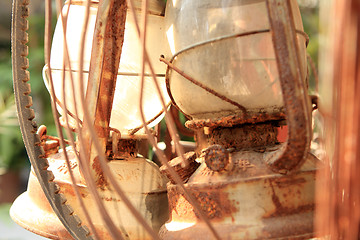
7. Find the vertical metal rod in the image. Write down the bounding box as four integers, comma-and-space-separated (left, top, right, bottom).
75, 0, 129, 238
67, 0, 123, 238
265, 0, 312, 173
82, 0, 126, 185
77, 1, 161, 238
49, 0, 123, 238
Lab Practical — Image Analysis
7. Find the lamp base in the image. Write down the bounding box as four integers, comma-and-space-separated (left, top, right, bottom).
10, 147, 169, 239
11, 190, 72, 239
160, 213, 313, 240
160, 149, 318, 240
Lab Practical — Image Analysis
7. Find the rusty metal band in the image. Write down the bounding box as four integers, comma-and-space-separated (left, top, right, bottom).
185, 110, 286, 129
75, 0, 161, 238
11, 0, 93, 239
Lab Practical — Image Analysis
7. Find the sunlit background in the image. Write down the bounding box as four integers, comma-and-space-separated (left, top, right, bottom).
0, 0, 319, 239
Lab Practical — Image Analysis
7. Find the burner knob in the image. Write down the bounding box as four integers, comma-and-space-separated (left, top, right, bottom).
202, 144, 230, 172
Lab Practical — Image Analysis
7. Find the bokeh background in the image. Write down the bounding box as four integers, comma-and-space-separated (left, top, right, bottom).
0, 0, 319, 239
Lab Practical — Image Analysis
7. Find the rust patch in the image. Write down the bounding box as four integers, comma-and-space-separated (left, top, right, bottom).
194, 190, 236, 220
36, 125, 60, 157
201, 145, 229, 172
41, 140, 60, 157
266, 178, 314, 218
93, 0, 127, 140
186, 110, 286, 129
58, 181, 88, 199
58, 161, 78, 175
205, 122, 278, 151
272, 177, 307, 188
160, 152, 200, 184
83, 0, 128, 185
92, 156, 108, 187
168, 185, 237, 222
107, 138, 138, 159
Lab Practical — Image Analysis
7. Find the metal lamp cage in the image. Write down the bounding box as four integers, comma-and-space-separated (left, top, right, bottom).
10, 0, 325, 239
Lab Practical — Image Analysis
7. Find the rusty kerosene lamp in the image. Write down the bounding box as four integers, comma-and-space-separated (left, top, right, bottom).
11, 0, 171, 239
159, 0, 318, 239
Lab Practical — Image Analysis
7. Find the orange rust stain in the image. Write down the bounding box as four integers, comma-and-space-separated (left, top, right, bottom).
265, 178, 314, 218
168, 186, 237, 222
92, 156, 108, 187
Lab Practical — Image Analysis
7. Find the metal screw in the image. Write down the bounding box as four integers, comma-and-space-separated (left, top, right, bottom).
202, 144, 229, 172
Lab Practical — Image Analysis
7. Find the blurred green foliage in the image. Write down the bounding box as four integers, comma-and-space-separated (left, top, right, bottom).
300, 5, 320, 94
0, 38, 26, 171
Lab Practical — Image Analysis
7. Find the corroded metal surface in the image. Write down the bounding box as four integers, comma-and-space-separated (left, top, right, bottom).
160, 151, 200, 184
201, 145, 230, 172
37, 125, 60, 158
186, 110, 286, 129
161, 151, 318, 240
82, 0, 127, 186
204, 123, 278, 151
108, 137, 139, 159
160, 2, 315, 239
265, 0, 312, 174
12, 148, 169, 240
92, 0, 127, 138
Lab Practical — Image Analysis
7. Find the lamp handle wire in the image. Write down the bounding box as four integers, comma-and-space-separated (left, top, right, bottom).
265, 0, 312, 174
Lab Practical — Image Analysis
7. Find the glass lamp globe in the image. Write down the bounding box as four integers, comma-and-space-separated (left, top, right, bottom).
44, 0, 171, 137
165, 0, 307, 121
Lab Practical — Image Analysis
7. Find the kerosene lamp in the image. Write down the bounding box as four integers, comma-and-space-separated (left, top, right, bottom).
11, 0, 171, 239
159, 0, 318, 239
